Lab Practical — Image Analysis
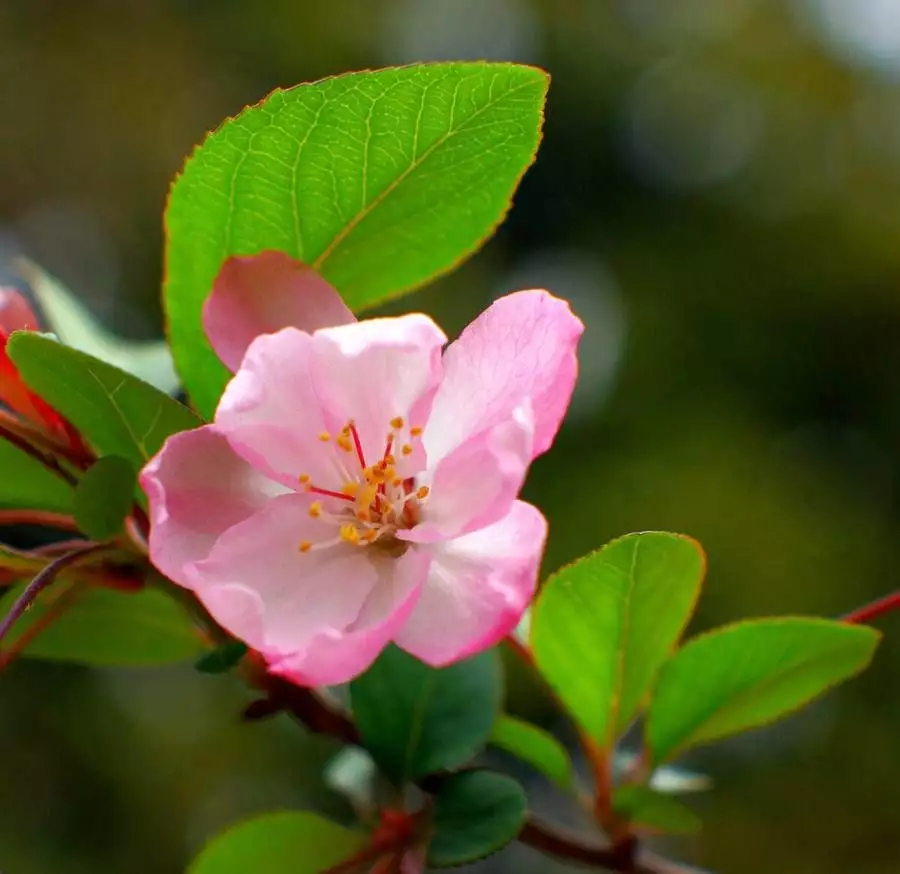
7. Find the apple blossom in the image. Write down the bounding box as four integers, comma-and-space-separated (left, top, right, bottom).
141, 252, 582, 686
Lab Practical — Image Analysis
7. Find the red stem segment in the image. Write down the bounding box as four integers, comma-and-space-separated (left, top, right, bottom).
842, 590, 900, 625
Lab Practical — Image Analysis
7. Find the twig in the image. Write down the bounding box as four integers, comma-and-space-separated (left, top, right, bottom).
0, 575, 88, 671
0, 509, 80, 531
842, 590, 900, 625
248, 671, 695, 873
0, 543, 108, 646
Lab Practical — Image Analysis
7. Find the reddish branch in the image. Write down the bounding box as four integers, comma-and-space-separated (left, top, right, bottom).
247, 675, 703, 873
842, 590, 900, 625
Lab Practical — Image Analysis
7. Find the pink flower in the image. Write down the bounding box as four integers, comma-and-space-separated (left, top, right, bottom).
141, 252, 582, 685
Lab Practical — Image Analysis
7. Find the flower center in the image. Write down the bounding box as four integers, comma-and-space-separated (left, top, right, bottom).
297, 417, 428, 556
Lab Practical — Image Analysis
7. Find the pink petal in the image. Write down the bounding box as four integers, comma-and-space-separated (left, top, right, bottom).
140, 425, 287, 585
0, 287, 39, 333
203, 251, 355, 372
394, 501, 547, 666
403, 403, 533, 542
190, 493, 379, 657
310, 314, 447, 469
424, 291, 583, 464
214, 328, 337, 489
270, 548, 430, 686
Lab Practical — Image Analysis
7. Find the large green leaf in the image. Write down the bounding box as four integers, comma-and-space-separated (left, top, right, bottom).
0, 437, 74, 513
489, 715, 574, 790
165, 62, 549, 415
530, 533, 705, 749
0, 582, 205, 666
73, 455, 137, 540
613, 784, 701, 835
647, 618, 880, 764
350, 645, 502, 785
188, 811, 366, 874
428, 771, 527, 868
7, 333, 201, 478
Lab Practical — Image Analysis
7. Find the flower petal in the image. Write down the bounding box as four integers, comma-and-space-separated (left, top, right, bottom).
215, 328, 336, 489
424, 290, 583, 464
394, 501, 547, 666
190, 493, 379, 657
0, 287, 39, 333
140, 425, 287, 585
203, 251, 355, 372
270, 548, 430, 686
311, 314, 447, 468
404, 403, 533, 542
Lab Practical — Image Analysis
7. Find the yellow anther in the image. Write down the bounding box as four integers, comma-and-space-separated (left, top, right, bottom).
299, 541, 312, 553
308, 502, 322, 519
392, 476, 403, 487
341, 482, 360, 496
357, 483, 378, 512
336, 436, 353, 452
340, 523, 360, 544
318, 431, 331, 442
298, 473, 311, 485
355, 509, 371, 522
402, 443, 413, 456
362, 529, 378, 543
416, 486, 430, 499
410, 426, 423, 437
390, 416, 405, 430
384, 454, 396, 466
341, 424, 351, 436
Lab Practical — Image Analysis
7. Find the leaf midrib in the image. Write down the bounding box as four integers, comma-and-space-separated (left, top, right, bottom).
311, 74, 536, 271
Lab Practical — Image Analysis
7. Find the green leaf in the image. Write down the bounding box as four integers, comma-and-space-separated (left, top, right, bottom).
0, 437, 74, 513
194, 641, 249, 674
613, 784, 701, 835
0, 582, 205, 666
7, 333, 202, 480
188, 811, 366, 874
165, 62, 549, 416
428, 771, 527, 868
16, 257, 180, 394
73, 455, 137, 540
350, 644, 502, 784
647, 618, 881, 764
489, 715, 574, 790
530, 532, 705, 749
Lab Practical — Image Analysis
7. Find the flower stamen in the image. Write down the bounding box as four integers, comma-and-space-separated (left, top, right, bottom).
348, 421, 366, 468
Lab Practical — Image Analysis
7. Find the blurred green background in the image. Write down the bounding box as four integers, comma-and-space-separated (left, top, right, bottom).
2, 1, 900, 872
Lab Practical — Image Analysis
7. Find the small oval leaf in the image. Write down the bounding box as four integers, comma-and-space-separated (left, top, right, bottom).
613, 784, 701, 835
194, 640, 249, 674
188, 811, 366, 874
647, 618, 880, 764
350, 645, 502, 785
489, 715, 575, 790
74, 455, 137, 540
428, 771, 527, 868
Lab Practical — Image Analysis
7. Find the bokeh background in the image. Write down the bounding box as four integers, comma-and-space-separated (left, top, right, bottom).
2, 1, 900, 872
